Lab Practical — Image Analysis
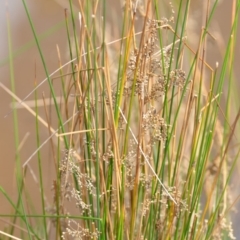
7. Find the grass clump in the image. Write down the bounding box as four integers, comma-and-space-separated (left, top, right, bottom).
1, 0, 240, 239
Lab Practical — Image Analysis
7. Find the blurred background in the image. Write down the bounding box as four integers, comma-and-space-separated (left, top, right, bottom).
0, 0, 239, 237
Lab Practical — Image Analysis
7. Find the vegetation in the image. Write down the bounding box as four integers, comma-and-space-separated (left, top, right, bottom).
1, 0, 240, 239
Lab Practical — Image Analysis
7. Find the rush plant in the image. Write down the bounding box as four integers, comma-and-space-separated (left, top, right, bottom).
1, 0, 240, 239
